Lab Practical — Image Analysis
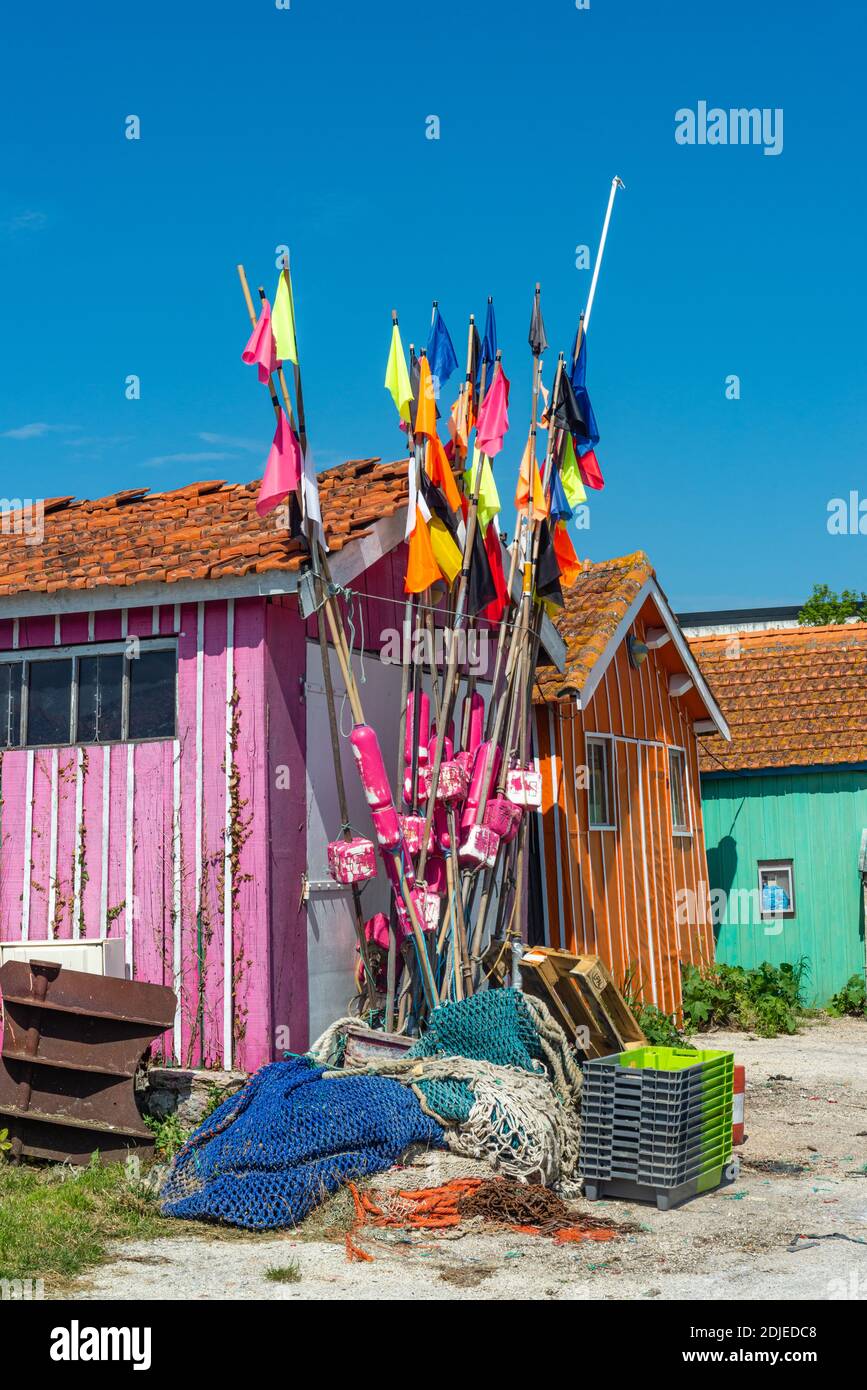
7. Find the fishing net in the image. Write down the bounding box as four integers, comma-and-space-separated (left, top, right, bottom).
160, 1057, 444, 1230
312, 989, 583, 1189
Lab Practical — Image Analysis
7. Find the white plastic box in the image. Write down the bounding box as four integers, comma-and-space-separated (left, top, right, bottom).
0, 937, 126, 978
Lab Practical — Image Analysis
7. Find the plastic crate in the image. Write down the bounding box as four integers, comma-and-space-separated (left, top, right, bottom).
583, 1164, 732, 1210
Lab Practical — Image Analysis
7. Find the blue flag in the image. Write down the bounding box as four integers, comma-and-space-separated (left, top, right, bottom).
481, 299, 498, 371
549, 458, 573, 523
568, 327, 600, 446
427, 307, 459, 398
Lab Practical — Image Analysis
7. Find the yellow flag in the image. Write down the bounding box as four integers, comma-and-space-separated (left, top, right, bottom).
559, 432, 587, 507
428, 516, 462, 585
464, 447, 501, 535
385, 324, 413, 424
272, 269, 298, 365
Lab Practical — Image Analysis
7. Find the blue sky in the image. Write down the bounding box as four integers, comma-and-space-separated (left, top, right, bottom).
2, 0, 865, 609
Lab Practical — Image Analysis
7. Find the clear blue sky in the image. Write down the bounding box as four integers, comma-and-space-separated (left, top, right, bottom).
2, 0, 865, 609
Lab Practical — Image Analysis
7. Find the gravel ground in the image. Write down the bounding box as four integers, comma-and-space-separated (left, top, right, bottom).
70, 1017, 867, 1301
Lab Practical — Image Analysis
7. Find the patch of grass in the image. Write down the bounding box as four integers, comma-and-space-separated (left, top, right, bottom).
681, 959, 809, 1037
0, 1157, 176, 1287
294, 1180, 363, 1242
264, 1260, 301, 1284
143, 1112, 190, 1161
827, 974, 867, 1019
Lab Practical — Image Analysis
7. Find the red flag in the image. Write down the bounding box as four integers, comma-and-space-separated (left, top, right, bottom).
481, 524, 509, 624
256, 408, 302, 517
577, 446, 605, 491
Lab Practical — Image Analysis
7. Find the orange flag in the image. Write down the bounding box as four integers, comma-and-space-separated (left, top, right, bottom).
415, 355, 437, 438
426, 431, 462, 514
515, 437, 547, 522
553, 522, 581, 587
405, 516, 442, 594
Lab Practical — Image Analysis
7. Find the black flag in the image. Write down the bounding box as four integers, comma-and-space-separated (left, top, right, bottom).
466, 522, 498, 616
528, 294, 548, 356
551, 368, 588, 438
535, 520, 564, 608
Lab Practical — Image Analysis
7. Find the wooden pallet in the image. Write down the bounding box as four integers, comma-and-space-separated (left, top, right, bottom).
569, 954, 646, 1051
519, 947, 645, 1058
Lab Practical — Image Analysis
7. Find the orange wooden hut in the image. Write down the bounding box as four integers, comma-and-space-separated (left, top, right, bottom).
532, 552, 731, 1020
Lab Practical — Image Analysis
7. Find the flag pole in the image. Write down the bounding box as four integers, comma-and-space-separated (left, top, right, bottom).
584, 176, 625, 334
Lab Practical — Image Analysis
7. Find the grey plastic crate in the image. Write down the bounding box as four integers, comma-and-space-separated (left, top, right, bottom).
582, 1167, 733, 1211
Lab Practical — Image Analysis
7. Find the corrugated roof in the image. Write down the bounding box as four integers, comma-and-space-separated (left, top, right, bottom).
0, 458, 411, 596
688, 623, 867, 772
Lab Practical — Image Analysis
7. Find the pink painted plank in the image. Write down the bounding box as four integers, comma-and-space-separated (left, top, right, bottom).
94, 610, 123, 643
0, 750, 29, 939
0, 620, 15, 651
105, 743, 127, 947
127, 607, 154, 641
176, 602, 202, 1067
199, 600, 229, 1068
230, 598, 269, 1072
27, 750, 54, 939
59, 613, 89, 647
17, 616, 54, 650
51, 750, 78, 939
131, 739, 174, 1059
265, 600, 309, 1055
80, 744, 106, 938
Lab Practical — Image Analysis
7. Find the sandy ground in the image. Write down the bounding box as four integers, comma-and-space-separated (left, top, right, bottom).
70, 1017, 867, 1301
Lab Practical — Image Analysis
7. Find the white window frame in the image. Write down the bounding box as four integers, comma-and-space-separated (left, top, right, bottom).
668, 745, 692, 836
0, 637, 178, 749
586, 734, 617, 831
758, 860, 796, 921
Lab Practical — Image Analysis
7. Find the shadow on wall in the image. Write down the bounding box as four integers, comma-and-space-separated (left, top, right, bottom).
706, 835, 738, 946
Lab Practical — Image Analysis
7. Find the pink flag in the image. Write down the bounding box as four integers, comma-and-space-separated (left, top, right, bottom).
256, 409, 302, 516
475, 363, 510, 458
242, 299, 277, 384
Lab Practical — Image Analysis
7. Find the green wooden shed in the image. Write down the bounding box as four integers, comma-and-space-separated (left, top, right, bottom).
688, 623, 867, 1006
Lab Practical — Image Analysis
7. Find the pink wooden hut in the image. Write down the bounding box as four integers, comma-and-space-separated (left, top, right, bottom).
0, 467, 564, 1071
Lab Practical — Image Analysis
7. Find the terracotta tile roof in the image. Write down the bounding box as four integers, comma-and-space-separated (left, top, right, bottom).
534, 551, 656, 700
688, 624, 867, 772
0, 458, 412, 597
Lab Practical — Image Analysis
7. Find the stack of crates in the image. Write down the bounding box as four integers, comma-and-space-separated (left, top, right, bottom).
579, 1045, 735, 1210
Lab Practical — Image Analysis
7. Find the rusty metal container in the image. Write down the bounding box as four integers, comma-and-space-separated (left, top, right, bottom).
0, 958, 176, 1164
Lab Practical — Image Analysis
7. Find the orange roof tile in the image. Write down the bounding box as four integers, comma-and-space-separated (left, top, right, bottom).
0, 458, 412, 599
534, 551, 656, 700
688, 623, 867, 772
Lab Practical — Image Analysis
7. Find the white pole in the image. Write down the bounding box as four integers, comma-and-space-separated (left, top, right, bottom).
584, 176, 625, 334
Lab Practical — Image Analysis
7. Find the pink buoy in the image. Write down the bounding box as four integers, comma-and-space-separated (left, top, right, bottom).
460, 741, 502, 835
437, 759, 470, 804
425, 854, 447, 894
350, 724, 393, 809
327, 837, 378, 884
459, 822, 501, 869
506, 766, 543, 808
400, 812, 434, 857
363, 912, 391, 951
461, 690, 484, 757
483, 796, 522, 843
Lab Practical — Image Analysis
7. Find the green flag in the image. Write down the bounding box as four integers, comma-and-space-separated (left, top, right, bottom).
559, 433, 588, 508
385, 324, 413, 424
272, 269, 298, 365
464, 446, 501, 535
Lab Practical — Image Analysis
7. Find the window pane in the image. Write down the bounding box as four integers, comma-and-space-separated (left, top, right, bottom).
128, 648, 176, 739
760, 866, 793, 915
588, 741, 608, 826
77, 654, 123, 743
27, 659, 73, 746
669, 750, 687, 830
0, 663, 22, 748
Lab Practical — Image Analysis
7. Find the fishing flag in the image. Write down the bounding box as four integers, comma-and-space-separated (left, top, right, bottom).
480, 300, 497, 386
427, 307, 459, 397
475, 363, 510, 458
569, 327, 600, 446
528, 294, 548, 357
427, 430, 462, 514
549, 458, 573, 523
515, 437, 547, 522
447, 387, 469, 459
535, 519, 564, 608
272, 268, 298, 365
466, 522, 498, 616
465, 447, 501, 535
467, 322, 483, 423
385, 324, 413, 424
577, 444, 605, 491
256, 408, 302, 517
420, 472, 462, 586
242, 299, 277, 384
414, 354, 438, 438
405, 513, 442, 594
552, 522, 581, 587
302, 443, 328, 551
481, 521, 509, 624
551, 369, 588, 438
559, 433, 588, 506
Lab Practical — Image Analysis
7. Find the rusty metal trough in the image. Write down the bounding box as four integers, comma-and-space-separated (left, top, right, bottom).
0, 958, 176, 1164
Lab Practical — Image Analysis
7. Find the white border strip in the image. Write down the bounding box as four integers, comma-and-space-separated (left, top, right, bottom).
222, 599, 235, 1070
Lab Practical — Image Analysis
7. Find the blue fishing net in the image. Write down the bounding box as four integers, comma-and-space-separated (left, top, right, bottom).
161, 1057, 444, 1230
407, 988, 548, 1123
